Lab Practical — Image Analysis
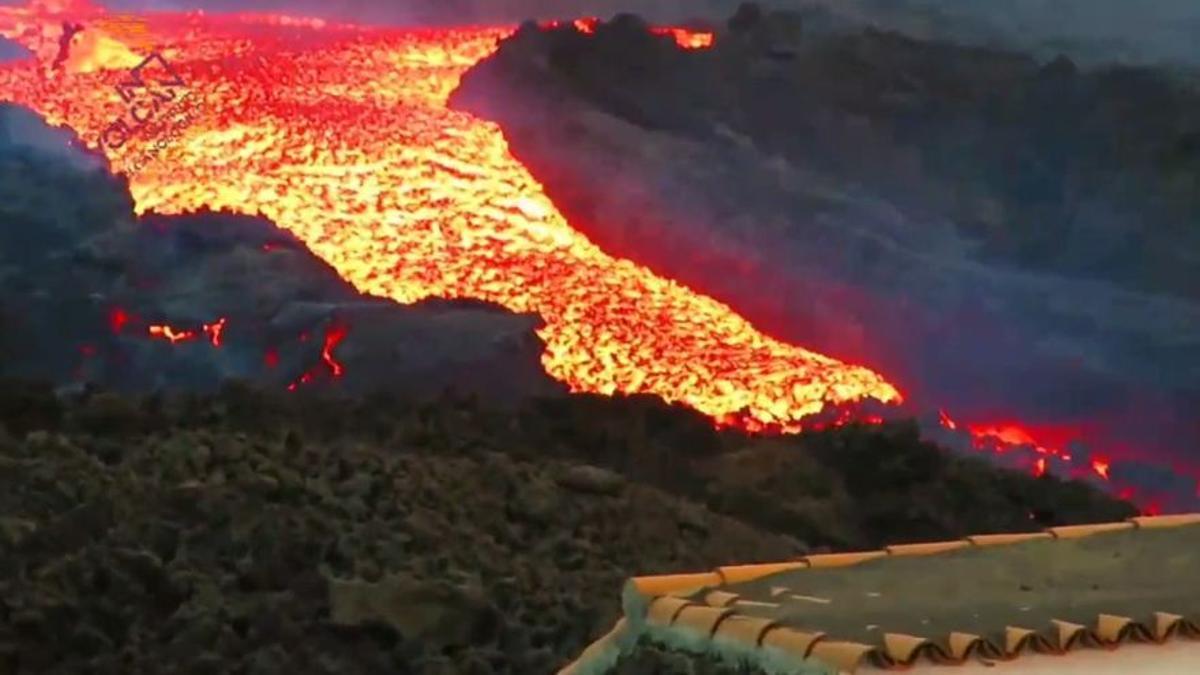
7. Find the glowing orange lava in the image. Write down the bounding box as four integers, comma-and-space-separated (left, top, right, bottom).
968, 423, 1069, 459
0, 3, 899, 431
321, 322, 347, 377
204, 317, 226, 346
652, 27, 715, 49
288, 321, 349, 390
546, 17, 714, 49
146, 317, 226, 345
148, 323, 198, 344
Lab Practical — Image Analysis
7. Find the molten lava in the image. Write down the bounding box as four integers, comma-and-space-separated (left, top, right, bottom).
147, 317, 226, 346
148, 323, 198, 344
547, 18, 713, 49
0, 2, 901, 432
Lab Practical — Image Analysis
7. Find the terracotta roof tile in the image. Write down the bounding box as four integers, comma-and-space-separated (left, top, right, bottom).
562, 514, 1200, 674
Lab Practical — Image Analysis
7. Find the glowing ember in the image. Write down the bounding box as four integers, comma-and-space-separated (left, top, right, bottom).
939, 411, 1078, 464
651, 27, 715, 49
108, 306, 129, 333
0, 2, 900, 432
968, 423, 1063, 457
148, 323, 198, 344
546, 17, 713, 49
1092, 457, 1111, 481
203, 317, 226, 347
321, 322, 347, 377
288, 321, 349, 390
147, 317, 227, 345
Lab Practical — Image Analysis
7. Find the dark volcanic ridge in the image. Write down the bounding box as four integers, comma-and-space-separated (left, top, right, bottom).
450, 9, 1200, 511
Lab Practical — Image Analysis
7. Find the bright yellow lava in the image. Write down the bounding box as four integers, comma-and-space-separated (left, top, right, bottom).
0, 5, 902, 431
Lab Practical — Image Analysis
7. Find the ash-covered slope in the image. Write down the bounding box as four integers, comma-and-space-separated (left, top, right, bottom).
0, 104, 560, 402
451, 12, 1200, 504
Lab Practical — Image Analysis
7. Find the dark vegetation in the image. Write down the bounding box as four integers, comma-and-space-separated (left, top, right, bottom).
0, 381, 1133, 673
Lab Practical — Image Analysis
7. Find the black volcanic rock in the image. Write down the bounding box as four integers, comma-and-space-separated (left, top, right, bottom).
728, 3, 764, 32
0, 104, 561, 403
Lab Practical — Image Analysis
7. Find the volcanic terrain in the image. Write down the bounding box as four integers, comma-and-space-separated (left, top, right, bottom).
452, 7, 1200, 510
0, 1, 1193, 673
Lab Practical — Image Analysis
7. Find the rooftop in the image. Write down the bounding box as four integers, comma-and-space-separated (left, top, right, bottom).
563, 513, 1200, 674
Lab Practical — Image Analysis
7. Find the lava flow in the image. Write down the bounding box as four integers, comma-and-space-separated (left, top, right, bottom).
0, 2, 901, 432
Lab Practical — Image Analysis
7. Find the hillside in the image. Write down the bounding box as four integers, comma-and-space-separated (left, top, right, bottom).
0, 382, 1134, 673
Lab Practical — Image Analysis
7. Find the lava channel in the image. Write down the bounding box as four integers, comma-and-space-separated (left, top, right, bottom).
0, 2, 903, 433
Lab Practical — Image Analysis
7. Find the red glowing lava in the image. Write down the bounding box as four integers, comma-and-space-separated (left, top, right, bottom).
968, 423, 1072, 460
546, 17, 714, 49
1033, 457, 1047, 478
287, 321, 349, 391
108, 306, 129, 333
203, 317, 226, 347
321, 322, 347, 377
147, 317, 227, 345
148, 323, 198, 344
938, 411, 1130, 485
0, 1, 900, 432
